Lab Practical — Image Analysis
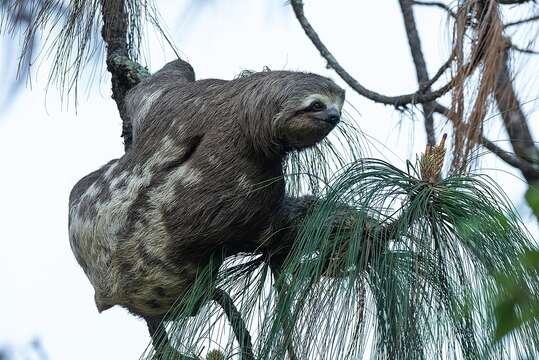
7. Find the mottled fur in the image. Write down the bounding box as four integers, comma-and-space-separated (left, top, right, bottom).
125, 60, 196, 145
68, 60, 344, 319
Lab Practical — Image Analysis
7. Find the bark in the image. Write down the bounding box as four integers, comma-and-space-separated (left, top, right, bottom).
399, 0, 437, 146
100, 0, 149, 151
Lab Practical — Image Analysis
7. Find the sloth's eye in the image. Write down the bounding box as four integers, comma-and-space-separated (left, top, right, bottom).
308, 100, 326, 112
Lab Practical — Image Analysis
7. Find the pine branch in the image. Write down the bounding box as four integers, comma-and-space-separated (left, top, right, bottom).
146, 319, 197, 360
100, 0, 150, 150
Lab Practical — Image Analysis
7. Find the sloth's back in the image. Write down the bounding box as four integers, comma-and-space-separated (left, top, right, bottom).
68, 155, 203, 317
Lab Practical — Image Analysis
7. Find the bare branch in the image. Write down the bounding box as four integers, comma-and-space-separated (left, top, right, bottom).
510, 43, 539, 54
494, 47, 539, 182
480, 137, 532, 169
505, 14, 539, 28
420, 53, 455, 91
412, 1, 457, 18
399, 0, 438, 145
498, 0, 535, 4
290, 0, 457, 108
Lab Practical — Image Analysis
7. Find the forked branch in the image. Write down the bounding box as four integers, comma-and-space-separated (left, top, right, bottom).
290, 0, 457, 108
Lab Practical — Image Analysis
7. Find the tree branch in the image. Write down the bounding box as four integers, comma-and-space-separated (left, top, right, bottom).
420, 53, 455, 92
498, 0, 535, 4
100, 0, 150, 150
290, 0, 456, 108
480, 137, 532, 169
212, 289, 255, 360
494, 46, 539, 182
399, 0, 438, 145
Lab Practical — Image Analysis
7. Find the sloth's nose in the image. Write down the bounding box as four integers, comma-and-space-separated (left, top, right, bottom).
324, 108, 341, 125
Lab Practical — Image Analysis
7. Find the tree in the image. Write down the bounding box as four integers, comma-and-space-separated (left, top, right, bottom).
1, 0, 539, 359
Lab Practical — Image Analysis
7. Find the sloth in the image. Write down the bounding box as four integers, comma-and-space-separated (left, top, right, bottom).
68, 60, 345, 327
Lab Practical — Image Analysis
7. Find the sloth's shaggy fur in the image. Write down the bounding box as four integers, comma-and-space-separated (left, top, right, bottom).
68, 60, 344, 320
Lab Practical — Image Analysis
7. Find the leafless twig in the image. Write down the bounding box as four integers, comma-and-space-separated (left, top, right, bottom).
504, 14, 539, 28
498, 0, 535, 4
510, 43, 539, 54
420, 53, 455, 91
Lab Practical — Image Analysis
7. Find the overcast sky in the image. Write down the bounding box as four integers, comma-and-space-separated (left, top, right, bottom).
1, 1, 538, 359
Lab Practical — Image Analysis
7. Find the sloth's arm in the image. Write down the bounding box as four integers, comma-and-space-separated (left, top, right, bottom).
126, 59, 196, 145
268, 196, 398, 274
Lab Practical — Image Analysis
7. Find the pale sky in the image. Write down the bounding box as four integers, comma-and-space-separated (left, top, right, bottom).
0, 1, 538, 359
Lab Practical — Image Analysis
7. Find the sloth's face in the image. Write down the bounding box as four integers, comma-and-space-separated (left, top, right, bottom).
279, 93, 344, 150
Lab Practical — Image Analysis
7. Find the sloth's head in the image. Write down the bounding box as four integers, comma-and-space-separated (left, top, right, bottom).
276, 89, 344, 150
272, 73, 344, 151
237, 71, 345, 157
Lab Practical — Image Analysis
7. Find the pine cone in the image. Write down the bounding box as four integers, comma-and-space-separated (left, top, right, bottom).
206, 349, 225, 360
420, 134, 447, 184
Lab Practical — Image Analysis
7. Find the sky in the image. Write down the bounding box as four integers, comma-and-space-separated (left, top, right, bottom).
0, 1, 538, 359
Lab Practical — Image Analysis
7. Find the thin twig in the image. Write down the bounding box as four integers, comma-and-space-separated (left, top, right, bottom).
290, 0, 457, 108
498, 0, 535, 5
412, 1, 457, 18
420, 54, 455, 91
505, 14, 539, 28
212, 288, 255, 360
510, 44, 539, 55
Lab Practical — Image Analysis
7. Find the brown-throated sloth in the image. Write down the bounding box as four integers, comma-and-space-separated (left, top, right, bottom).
68, 60, 345, 323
